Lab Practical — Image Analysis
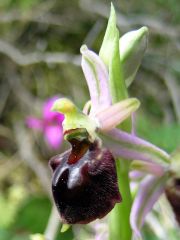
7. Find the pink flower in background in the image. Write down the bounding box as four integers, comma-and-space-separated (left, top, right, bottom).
26, 97, 64, 149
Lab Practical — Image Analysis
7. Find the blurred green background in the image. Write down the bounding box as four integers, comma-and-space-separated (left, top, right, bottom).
0, 0, 180, 239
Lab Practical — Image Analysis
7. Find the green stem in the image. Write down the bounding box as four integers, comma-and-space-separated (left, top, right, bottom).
109, 160, 132, 240
108, 25, 132, 240
108, 119, 132, 240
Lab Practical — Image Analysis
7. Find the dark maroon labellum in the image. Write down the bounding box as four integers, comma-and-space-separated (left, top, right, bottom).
49, 135, 121, 224
165, 178, 180, 225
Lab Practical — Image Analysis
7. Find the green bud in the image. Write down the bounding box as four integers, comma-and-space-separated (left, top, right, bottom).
120, 27, 148, 87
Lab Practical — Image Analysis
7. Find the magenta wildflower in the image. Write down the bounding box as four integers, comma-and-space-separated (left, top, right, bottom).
26, 96, 64, 149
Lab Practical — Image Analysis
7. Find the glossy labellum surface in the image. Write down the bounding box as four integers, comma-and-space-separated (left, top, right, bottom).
49, 132, 121, 224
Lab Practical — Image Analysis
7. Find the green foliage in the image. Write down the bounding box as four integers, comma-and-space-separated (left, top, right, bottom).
6, 196, 74, 240
0, 229, 11, 240
137, 115, 180, 152
13, 196, 51, 233
0, 0, 42, 10
0, 186, 26, 228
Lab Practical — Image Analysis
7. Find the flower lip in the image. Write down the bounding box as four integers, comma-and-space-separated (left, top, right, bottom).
51, 137, 121, 224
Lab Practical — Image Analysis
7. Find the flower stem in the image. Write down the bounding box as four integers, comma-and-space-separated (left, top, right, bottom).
109, 160, 132, 240
108, 26, 132, 240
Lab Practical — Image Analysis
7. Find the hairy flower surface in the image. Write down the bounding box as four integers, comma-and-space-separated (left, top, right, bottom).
50, 129, 121, 224
26, 96, 64, 149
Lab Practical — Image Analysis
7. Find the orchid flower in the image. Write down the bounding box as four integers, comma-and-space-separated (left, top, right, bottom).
47, 4, 179, 240
26, 96, 64, 150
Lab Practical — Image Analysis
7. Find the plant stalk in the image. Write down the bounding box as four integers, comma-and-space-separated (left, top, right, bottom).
108, 40, 132, 240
